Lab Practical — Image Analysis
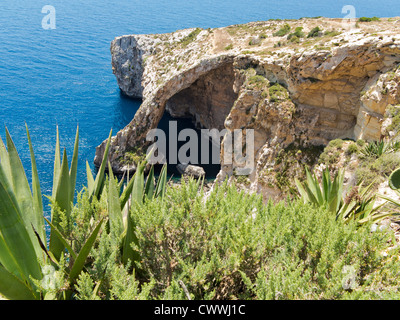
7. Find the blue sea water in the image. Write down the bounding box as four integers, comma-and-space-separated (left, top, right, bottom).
0, 0, 399, 212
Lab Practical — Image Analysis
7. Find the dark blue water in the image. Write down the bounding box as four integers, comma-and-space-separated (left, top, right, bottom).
0, 0, 399, 211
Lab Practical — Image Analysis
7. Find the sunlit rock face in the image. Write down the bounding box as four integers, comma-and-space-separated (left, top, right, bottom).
96, 18, 400, 200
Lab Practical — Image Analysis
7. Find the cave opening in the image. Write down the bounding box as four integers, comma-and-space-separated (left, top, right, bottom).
155, 62, 239, 179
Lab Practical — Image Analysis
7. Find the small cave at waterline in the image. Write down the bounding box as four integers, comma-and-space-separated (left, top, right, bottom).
154, 62, 239, 178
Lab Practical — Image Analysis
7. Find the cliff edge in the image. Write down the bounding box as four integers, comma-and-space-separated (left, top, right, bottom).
96, 17, 400, 200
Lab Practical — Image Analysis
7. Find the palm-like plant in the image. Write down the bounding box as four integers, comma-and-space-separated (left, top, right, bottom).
360, 139, 400, 158
0, 125, 107, 299
295, 167, 344, 215
0, 125, 168, 299
295, 167, 385, 224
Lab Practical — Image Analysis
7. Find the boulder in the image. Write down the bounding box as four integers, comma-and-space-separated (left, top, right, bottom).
176, 164, 206, 179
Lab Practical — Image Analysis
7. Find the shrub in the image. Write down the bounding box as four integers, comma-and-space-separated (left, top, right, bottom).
356, 153, 400, 188
272, 144, 322, 194
360, 140, 400, 158
346, 142, 359, 156
180, 28, 202, 47
273, 24, 291, 37
318, 139, 344, 168
287, 27, 305, 40
295, 168, 382, 224
247, 74, 268, 90
288, 35, 300, 43
131, 179, 400, 300
356, 139, 366, 147
385, 105, 400, 133
324, 30, 341, 37
307, 26, 322, 38
2, 126, 400, 300
269, 83, 289, 102
358, 17, 380, 22
224, 43, 233, 50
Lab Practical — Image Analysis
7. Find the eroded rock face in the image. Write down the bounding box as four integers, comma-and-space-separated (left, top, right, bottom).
166, 62, 238, 130
96, 18, 400, 200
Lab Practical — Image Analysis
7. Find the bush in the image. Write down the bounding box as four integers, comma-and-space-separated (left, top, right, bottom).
269, 83, 289, 102
180, 28, 202, 47
224, 43, 233, 50
287, 27, 305, 40
247, 74, 268, 90
356, 153, 400, 188
273, 24, 291, 37
2, 127, 400, 300
318, 139, 344, 168
324, 30, 341, 37
307, 26, 322, 38
385, 105, 400, 133
358, 17, 380, 22
129, 180, 400, 300
346, 142, 359, 156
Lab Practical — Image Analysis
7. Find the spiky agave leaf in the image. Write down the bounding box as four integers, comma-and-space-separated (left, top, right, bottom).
0, 165, 42, 296
107, 162, 123, 238
90, 129, 112, 200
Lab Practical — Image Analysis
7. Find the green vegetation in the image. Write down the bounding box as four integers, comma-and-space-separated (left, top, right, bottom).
385, 105, 400, 133
235, 174, 251, 186
356, 152, 400, 188
324, 30, 341, 37
273, 23, 291, 37
359, 140, 400, 158
377, 168, 400, 219
318, 139, 344, 169
295, 168, 383, 224
358, 17, 380, 22
268, 83, 289, 102
180, 28, 202, 47
389, 167, 400, 190
345, 142, 359, 156
130, 180, 400, 299
287, 27, 305, 41
224, 43, 233, 50
307, 26, 322, 38
248, 37, 261, 46
317, 138, 400, 190
120, 146, 146, 166
241, 50, 256, 55
2, 126, 400, 300
272, 143, 323, 194
0, 126, 167, 300
246, 72, 269, 90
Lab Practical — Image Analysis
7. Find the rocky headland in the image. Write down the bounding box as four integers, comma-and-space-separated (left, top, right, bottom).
95, 17, 400, 201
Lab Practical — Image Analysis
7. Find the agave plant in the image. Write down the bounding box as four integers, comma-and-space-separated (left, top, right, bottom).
295, 167, 385, 224
295, 167, 344, 215
360, 139, 400, 158
0, 125, 106, 299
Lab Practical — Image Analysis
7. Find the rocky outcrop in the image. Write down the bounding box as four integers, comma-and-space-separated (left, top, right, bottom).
96, 18, 400, 200
176, 164, 206, 179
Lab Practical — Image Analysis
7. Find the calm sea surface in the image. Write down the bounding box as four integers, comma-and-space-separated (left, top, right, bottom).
0, 0, 399, 212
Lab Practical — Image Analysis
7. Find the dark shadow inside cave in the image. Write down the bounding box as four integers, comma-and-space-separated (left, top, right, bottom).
154, 62, 239, 179
155, 112, 222, 180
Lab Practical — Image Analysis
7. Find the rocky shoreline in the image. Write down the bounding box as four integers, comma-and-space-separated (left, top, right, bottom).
96, 17, 400, 201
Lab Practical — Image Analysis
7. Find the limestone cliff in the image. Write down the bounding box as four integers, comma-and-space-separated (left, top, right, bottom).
96, 17, 400, 200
